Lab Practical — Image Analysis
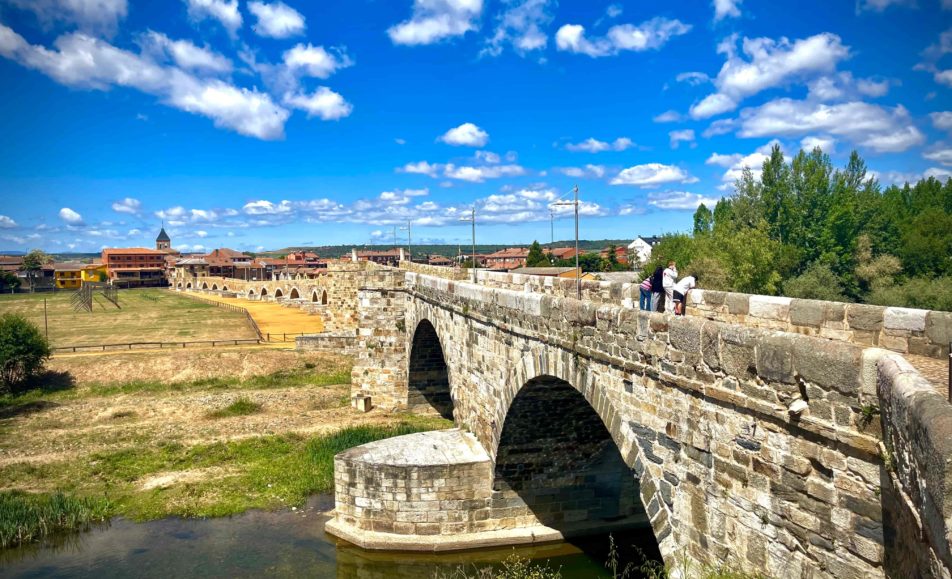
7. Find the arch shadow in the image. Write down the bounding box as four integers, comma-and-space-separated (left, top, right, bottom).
407, 319, 454, 420
212, 284, 219, 291
201, 282, 208, 290
260, 287, 269, 298
186, 282, 192, 289
222, 286, 229, 292
274, 288, 284, 298
290, 287, 300, 299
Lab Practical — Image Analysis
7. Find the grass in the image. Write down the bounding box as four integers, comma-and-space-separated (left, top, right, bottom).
206, 397, 262, 418
0, 416, 452, 524
0, 289, 256, 347
0, 491, 111, 549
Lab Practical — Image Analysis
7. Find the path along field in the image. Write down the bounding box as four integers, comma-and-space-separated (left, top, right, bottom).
182, 291, 324, 336
0, 289, 256, 348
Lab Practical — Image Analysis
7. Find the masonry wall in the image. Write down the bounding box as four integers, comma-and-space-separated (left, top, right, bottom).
398, 272, 903, 577
350, 270, 408, 410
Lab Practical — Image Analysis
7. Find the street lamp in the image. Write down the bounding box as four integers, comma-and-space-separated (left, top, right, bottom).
400, 221, 412, 263
551, 185, 581, 300
459, 208, 477, 284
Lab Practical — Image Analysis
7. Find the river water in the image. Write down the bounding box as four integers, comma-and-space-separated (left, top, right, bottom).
0, 496, 663, 578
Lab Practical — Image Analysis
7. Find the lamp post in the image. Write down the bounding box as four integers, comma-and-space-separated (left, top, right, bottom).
400, 221, 412, 263
551, 185, 581, 300
459, 208, 477, 284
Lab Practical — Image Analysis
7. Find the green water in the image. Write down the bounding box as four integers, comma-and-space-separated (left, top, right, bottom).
0, 496, 663, 578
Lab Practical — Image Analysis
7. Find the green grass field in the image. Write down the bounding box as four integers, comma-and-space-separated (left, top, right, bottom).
0, 289, 257, 347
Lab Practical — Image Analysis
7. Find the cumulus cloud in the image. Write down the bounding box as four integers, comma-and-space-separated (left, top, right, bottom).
399, 161, 442, 177
555, 17, 691, 57
142, 31, 232, 73
931, 111, 952, 132
610, 164, 698, 187
283, 44, 353, 79
676, 71, 710, 85
184, 0, 242, 35
0, 25, 290, 140
59, 207, 84, 225
0, 215, 17, 229
248, 1, 305, 38
439, 122, 489, 147
712, 0, 742, 21
669, 129, 695, 149
111, 197, 141, 214
8, 0, 128, 36
443, 163, 525, 182
690, 32, 850, 119
482, 0, 553, 57
800, 135, 836, 153
807, 72, 892, 101
243, 200, 293, 215
917, 28, 952, 88
648, 191, 722, 210
556, 165, 606, 178
284, 87, 353, 120
736, 98, 924, 153
564, 137, 633, 153
706, 141, 779, 190
924, 144, 952, 167
856, 0, 915, 12
653, 110, 682, 123
388, 0, 484, 46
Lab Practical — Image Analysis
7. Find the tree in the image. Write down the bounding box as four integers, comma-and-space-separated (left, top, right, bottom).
0, 313, 51, 391
693, 204, 713, 235
783, 263, 847, 302
525, 241, 548, 267
0, 271, 19, 292
22, 249, 51, 292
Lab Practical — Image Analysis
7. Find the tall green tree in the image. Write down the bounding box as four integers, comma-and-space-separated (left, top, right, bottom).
22, 249, 51, 292
525, 241, 548, 267
693, 203, 713, 235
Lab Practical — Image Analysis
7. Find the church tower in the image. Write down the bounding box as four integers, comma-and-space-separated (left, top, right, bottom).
156, 226, 171, 250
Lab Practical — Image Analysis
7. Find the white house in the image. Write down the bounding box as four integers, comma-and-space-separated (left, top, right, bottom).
628, 235, 662, 264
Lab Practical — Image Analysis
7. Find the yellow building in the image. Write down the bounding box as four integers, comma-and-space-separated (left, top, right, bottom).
53, 263, 83, 289
80, 263, 108, 285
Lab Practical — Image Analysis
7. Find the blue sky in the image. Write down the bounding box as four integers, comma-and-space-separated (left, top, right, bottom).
0, 0, 949, 254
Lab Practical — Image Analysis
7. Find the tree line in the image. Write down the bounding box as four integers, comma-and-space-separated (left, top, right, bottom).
644, 146, 952, 311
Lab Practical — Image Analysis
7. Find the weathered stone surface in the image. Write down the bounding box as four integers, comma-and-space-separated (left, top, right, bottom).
792, 336, 861, 395
789, 299, 826, 328
847, 304, 884, 332
749, 295, 792, 320
725, 293, 749, 315
755, 334, 795, 384
925, 311, 952, 353
884, 307, 928, 332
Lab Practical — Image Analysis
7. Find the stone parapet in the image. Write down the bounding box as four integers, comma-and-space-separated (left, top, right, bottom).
295, 332, 358, 353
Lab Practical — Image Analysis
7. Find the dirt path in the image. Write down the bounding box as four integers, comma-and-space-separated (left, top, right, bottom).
906, 353, 949, 400
185, 293, 325, 336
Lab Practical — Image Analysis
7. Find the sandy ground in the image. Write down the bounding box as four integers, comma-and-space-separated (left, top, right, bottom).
184, 292, 324, 337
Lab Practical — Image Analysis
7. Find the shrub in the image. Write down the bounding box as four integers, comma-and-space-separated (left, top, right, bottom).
782, 263, 848, 302
0, 313, 51, 391
206, 397, 262, 418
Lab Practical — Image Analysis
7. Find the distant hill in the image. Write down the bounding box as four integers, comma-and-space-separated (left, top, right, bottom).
264, 239, 634, 259
0, 250, 25, 256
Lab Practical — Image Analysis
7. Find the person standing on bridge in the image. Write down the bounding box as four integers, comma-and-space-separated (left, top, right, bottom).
638, 272, 653, 310
662, 260, 678, 313
673, 274, 698, 316
649, 265, 664, 312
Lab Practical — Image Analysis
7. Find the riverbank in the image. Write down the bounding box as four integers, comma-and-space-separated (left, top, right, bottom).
0, 346, 451, 548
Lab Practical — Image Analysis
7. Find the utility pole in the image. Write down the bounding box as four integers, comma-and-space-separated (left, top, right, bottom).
400, 221, 412, 263
44, 298, 48, 338
552, 185, 581, 300
459, 208, 477, 284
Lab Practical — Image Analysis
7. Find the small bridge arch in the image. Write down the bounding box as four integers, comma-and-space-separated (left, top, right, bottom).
176, 282, 183, 289
274, 288, 284, 299
407, 319, 453, 420
211, 284, 218, 291
222, 286, 228, 292
260, 287, 269, 297
289, 287, 300, 300
185, 282, 192, 289
201, 281, 209, 290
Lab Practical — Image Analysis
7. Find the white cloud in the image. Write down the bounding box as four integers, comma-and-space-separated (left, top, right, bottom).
184, 0, 242, 35
690, 32, 850, 119
243, 200, 293, 215
128, 228, 141, 235
712, 0, 742, 21
8, 0, 127, 36
283, 44, 353, 79
0, 215, 17, 228
388, 0, 484, 46
0, 25, 290, 140
195, 230, 208, 238
59, 207, 84, 224
706, 141, 779, 189
648, 191, 722, 210
400, 161, 442, 177
284, 87, 353, 120
669, 129, 695, 149
142, 32, 231, 73
482, 0, 553, 57
475, 150, 501, 164
555, 17, 691, 58
924, 144, 952, 167
856, 0, 915, 12
800, 135, 836, 153
443, 163, 525, 182
111, 197, 141, 214
606, 4, 623, 18
737, 98, 924, 153
439, 122, 489, 147
248, 1, 305, 38
807, 72, 892, 101
876, 167, 952, 185
610, 163, 698, 187
676, 71, 710, 85
931, 111, 952, 132
564, 137, 633, 153
557, 164, 606, 178
653, 110, 682, 123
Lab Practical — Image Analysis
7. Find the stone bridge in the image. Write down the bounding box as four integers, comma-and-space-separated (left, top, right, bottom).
321, 267, 952, 579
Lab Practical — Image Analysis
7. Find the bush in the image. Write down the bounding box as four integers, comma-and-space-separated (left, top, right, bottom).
0, 313, 51, 391
782, 263, 848, 302
866, 276, 952, 312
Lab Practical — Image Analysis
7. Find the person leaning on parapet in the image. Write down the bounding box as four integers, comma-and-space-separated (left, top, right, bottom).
672, 273, 698, 316
638, 271, 653, 310
662, 260, 678, 313
649, 265, 664, 312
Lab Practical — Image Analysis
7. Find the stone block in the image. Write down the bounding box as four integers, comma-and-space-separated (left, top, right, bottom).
749, 295, 792, 320
701, 290, 726, 307
725, 293, 749, 315
847, 304, 884, 332
701, 323, 720, 371
884, 307, 928, 332
755, 334, 795, 384
792, 336, 861, 396
669, 316, 703, 353
789, 299, 826, 328
925, 311, 952, 353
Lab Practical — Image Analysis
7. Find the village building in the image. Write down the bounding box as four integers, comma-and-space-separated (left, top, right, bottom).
101, 248, 167, 287
80, 263, 108, 284
155, 227, 171, 250
52, 262, 83, 289
509, 266, 596, 279
599, 245, 630, 265
546, 247, 582, 261
351, 248, 402, 266
628, 235, 661, 264
483, 247, 530, 270
427, 255, 453, 266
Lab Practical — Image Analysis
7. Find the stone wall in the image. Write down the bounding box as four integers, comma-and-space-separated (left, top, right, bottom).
876, 351, 952, 577
350, 270, 408, 411
295, 332, 358, 354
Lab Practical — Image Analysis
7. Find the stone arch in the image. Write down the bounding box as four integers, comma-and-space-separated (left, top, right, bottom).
321, 289, 328, 305
222, 286, 228, 292
260, 287, 269, 297
407, 319, 453, 420
186, 282, 192, 289
289, 287, 300, 300
176, 282, 183, 289
274, 288, 284, 298
311, 290, 320, 303
248, 288, 256, 298
212, 284, 219, 291
493, 372, 662, 556
201, 281, 209, 290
